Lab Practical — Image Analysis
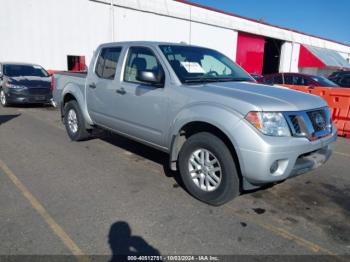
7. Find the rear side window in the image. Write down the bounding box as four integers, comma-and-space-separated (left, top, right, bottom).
95, 47, 122, 80
263, 76, 274, 85
287, 76, 306, 85
301, 77, 311, 85
274, 75, 283, 84
263, 75, 282, 85
284, 75, 306, 85
284, 75, 293, 85
340, 76, 350, 86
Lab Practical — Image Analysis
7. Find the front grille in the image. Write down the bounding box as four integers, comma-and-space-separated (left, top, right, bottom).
284, 107, 331, 140
289, 115, 301, 133
28, 88, 50, 95
287, 115, 309, 136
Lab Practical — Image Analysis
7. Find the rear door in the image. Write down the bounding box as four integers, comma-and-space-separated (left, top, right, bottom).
86, 46, 123, 127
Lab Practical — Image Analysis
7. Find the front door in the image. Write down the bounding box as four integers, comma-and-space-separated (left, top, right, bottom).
113, 46, 168, 147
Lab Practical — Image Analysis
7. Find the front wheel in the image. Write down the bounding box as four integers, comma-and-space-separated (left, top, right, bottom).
63, 100, 90, 141
178, 132, 240, 206
0, 89, 9, 107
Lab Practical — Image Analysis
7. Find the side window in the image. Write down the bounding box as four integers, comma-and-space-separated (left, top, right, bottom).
274, 75, 283, 84
332, 77, 340, 84
341, 77, 350, 86
284, 75, 293, 85
302, 77, 311, 85
293, 76, 305, 85
292, 76, 299, 85
264, 76, 274, 85
95, 47, 122, 80
124, 47, 163, 84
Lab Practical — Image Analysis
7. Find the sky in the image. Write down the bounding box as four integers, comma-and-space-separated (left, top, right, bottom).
189, 0, 350, 45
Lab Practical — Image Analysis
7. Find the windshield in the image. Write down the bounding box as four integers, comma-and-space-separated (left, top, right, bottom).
311, 76, 338, 87
159, 45, 252, 83
3, 64, 49, 78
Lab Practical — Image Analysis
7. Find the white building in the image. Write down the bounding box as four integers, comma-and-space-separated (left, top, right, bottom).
1, 0, 349, 75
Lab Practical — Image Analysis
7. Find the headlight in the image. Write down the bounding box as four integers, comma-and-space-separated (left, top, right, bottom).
5, 83, 27, 90
245, 111, 291, 137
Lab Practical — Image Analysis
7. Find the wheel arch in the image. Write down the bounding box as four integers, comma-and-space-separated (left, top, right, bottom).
60, 84, 93, 127
61, 92, 77, 119
169, 120, 243, 189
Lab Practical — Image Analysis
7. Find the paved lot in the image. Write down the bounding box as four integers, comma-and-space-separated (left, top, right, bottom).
0, 105, 349, 260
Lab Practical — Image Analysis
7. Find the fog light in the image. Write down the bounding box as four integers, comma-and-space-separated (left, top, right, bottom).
270, 161, 279, 174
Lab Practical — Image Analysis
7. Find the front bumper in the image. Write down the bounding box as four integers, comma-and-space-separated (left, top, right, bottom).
234, 121, 337, 185
6, 90, 52, 104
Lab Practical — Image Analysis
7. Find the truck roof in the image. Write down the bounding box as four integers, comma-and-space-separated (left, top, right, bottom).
98, 41, 204, 49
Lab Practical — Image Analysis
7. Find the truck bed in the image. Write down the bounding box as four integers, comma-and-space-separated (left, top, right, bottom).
52, 71, 87, 107
54, 71, 88, 78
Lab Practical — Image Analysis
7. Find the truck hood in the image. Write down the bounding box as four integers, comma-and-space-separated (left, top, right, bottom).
7, 76, 51, 88
185, 81, 326, 114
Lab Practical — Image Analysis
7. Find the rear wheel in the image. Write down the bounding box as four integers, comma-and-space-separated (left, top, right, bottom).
178, 132, 240, 206
63, 100, 90, 141
0, 89, 9, 107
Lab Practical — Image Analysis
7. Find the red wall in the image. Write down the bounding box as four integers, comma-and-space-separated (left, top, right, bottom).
236, 32, 265, 74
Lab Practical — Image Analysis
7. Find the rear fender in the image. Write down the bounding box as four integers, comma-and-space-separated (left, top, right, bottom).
61, 83, 93, 127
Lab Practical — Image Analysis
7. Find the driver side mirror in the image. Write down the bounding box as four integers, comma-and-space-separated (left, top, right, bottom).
136, 70, 164, 86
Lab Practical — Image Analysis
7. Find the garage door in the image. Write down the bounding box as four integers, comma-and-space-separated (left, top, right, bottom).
236, 32, 265, 74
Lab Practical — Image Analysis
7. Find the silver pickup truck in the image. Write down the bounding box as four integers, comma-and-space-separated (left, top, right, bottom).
53, 41, 336, 206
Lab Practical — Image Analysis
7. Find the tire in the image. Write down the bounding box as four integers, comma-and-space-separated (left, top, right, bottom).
63, 100, 90, 141
0, 89, 9, 107
178, 132, 240, 206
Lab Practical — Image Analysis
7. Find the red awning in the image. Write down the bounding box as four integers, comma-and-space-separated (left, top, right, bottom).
299, 45, 350, 69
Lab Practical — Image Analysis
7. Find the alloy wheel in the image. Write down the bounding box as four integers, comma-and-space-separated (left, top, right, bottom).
188, 148, 222, 192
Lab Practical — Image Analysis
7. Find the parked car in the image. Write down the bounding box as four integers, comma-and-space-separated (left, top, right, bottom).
0, 62, 52, 107
259, 72, 339, 87
328, 74, 350, 88
328, 70, 350, 79
53, 42, 336, 206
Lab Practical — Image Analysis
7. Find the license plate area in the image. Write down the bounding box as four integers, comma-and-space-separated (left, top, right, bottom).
35, 96, 46, 101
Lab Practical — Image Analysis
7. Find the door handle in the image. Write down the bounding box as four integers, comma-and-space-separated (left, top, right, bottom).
116, 88, 126, 95
89, 83, 96, 89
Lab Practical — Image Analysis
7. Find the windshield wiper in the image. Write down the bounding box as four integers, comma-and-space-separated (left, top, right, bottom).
183, 77, 221, 83
218, 77, 252, 82
183, 77, 251, 84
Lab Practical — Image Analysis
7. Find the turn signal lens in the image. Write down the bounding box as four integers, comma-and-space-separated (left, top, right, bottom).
245, 112, 262, 129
